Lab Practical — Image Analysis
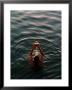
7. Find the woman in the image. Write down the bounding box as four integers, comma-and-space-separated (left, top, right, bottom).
28, 41, 44, 68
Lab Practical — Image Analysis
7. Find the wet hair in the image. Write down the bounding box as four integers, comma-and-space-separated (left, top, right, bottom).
34, 56, 39, 60
34, 56, 39, 64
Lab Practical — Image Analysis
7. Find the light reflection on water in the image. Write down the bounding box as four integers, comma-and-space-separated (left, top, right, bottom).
11, 11, 61, 79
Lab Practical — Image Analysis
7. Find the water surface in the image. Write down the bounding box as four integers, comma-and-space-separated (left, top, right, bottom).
11, 11, 61, 79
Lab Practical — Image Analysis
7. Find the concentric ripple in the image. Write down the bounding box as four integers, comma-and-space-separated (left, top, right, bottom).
11, 11, 61, 79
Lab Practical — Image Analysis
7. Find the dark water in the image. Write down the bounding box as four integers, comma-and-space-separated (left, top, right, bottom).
11, 11, 61, 79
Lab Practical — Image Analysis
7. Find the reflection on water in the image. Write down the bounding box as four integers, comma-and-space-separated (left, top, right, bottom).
11, 11, 61, 79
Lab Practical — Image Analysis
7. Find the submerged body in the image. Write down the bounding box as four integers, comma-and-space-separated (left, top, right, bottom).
28, 41, 44, 68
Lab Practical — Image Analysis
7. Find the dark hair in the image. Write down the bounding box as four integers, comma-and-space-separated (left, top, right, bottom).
34, 56, 39, 65
34, 56, 39, 60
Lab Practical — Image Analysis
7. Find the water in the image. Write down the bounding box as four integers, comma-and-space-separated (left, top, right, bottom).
11, 11, 61, 79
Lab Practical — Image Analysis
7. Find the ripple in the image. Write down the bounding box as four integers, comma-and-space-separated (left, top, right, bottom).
11, 10, 61, 79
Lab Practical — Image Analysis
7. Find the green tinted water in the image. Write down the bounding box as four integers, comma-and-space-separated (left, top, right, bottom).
11, 11, 61, 79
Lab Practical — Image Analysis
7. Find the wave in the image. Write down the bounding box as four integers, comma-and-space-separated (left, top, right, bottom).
11, 10, 61, 79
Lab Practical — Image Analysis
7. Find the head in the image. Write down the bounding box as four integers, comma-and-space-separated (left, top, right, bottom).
34, 56, 39, 61
33, 56, 40, 65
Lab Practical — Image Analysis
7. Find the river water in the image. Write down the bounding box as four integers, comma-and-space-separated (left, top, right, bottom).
11, 11, 61, 79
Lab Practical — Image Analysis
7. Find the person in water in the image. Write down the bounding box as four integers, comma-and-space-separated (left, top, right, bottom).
28, 41, 44, 67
